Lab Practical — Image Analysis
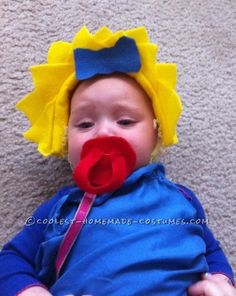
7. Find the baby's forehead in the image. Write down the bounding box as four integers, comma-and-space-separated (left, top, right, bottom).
75, 73, 143, 92
69, 74, 154, 116
71, 73, 150, 103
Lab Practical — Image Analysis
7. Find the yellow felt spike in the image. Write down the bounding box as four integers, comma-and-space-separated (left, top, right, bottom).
137, 44, 158, 70
73, 26, 90, 43
30, 65, 73, 96
24, 94, 68, 157
89, 27, 123, 49
17, 64, 72, 127
47, 41, 72, 64
125, 27, 149, 43
72, 26, 90, 47
73, 27, 101, 50
16, 92, 43, 125
156, 64, 177, 88
93, 26, 113, 40
103, 31, 123, 47
23, 100, 55, 156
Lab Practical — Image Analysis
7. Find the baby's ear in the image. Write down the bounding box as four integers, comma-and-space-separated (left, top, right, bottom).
150, 129, 165, 163
153, 119, 158, 130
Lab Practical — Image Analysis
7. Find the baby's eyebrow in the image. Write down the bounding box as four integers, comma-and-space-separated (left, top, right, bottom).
112, 104, 143, 115
71, 102, 142, 116
70, 104, 93, 116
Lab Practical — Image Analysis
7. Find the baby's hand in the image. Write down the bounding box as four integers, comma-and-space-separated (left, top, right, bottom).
18, 286, 53, 296
188, 273, 236, 296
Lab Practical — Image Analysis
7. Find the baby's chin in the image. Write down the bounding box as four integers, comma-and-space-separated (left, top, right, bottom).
134, 159, 152, 171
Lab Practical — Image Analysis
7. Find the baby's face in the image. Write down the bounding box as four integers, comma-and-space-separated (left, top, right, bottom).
68, 74, 157, 170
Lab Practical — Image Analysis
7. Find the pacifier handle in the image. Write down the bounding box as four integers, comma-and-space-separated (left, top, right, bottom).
55, 192, 96, 278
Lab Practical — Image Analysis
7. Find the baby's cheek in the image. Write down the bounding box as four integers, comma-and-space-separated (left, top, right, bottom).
68, 139, 83, 168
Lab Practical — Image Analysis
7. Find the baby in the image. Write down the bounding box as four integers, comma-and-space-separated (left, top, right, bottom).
0, 27, 235, 296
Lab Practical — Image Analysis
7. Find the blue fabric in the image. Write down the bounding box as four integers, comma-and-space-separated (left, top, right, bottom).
36, 163, 208, 295
176, 184, 235, 285
0, 163, 234, 295
74, 36, 141, 80
0, 187, 67, 296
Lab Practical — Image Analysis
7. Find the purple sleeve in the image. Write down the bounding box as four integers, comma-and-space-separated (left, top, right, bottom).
0, 186, 73, 296
176, 184, 234, 285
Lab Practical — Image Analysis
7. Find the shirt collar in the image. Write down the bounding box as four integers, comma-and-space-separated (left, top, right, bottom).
65, 162, 166, 205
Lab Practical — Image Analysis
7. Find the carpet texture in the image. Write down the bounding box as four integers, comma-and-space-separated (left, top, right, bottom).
0, 0, 235, 276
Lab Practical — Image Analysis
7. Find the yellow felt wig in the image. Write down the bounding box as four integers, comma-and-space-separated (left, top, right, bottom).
16, 26, 182, 157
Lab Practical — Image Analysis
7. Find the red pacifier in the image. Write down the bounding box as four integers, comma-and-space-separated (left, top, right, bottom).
73, 136, 136, 194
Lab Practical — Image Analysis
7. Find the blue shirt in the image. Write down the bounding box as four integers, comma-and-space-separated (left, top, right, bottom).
0, 163, 234, 295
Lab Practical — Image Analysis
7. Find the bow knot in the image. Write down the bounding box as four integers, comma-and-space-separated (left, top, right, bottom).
74, 36, 141, 80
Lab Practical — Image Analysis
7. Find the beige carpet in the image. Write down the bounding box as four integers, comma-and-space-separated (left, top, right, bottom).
0, 0, 235, 275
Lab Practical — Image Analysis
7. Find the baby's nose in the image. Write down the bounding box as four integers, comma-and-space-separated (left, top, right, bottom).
97, 130, 114, 138
96, 121, 115, 137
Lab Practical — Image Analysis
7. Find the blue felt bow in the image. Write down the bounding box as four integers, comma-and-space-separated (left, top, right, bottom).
73, 36, 141, 80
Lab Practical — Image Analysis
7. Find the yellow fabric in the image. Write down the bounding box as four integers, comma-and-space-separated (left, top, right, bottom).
16, 26, 183, 157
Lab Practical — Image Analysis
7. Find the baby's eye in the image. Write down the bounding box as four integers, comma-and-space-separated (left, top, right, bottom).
76, 121, 94, 129
117, 119, 136, 126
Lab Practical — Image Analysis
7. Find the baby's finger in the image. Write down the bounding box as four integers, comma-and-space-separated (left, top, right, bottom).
188, 279, 224, 296
203, 275, 236, 296
203, 273, 233, 286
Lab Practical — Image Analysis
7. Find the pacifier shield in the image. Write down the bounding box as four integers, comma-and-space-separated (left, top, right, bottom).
73, 137, 136, 194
